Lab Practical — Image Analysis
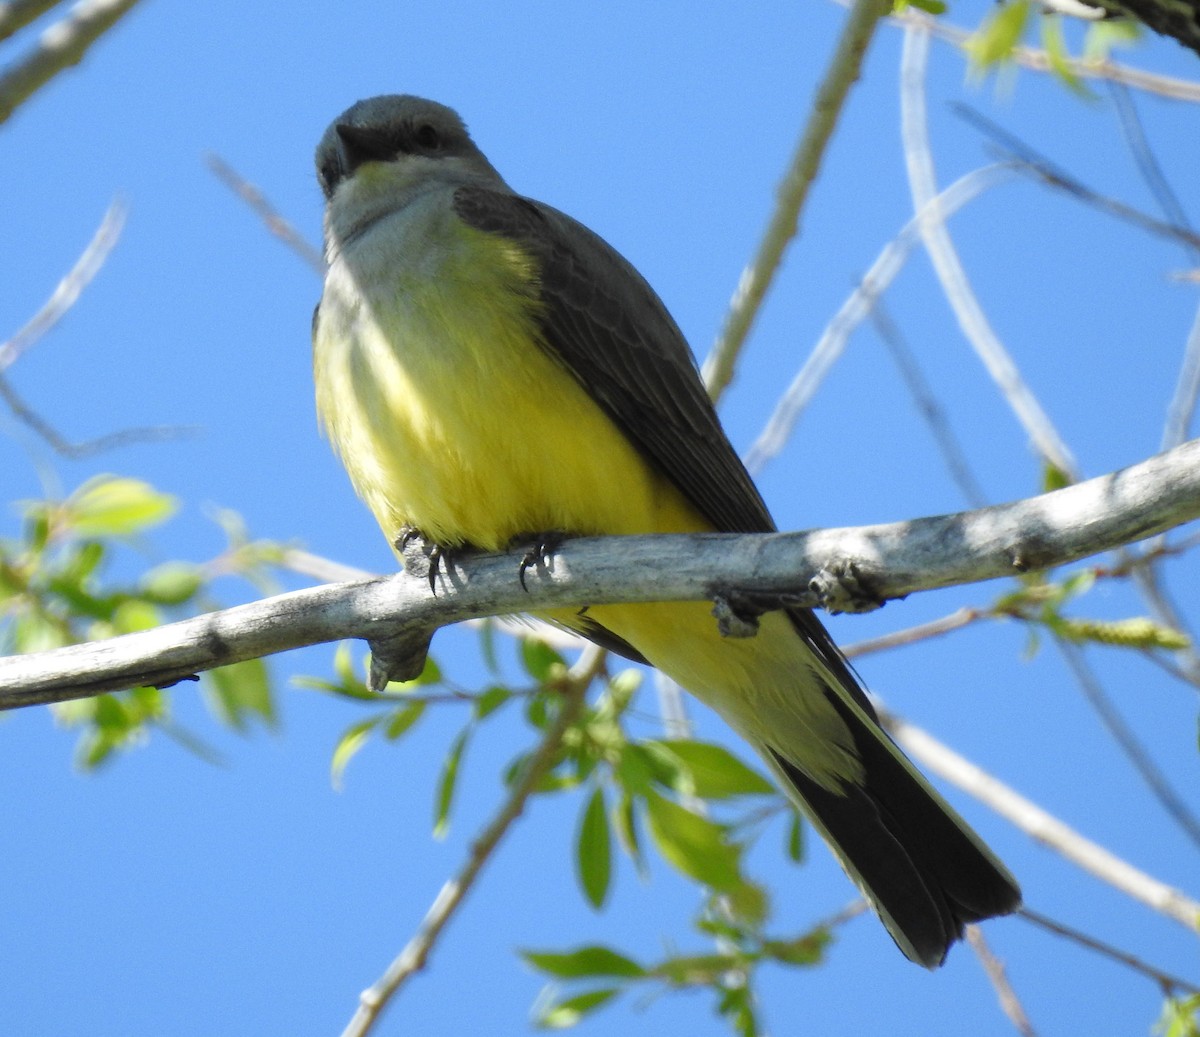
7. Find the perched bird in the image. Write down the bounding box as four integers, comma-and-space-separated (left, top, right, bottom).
311, 94, 1020, 967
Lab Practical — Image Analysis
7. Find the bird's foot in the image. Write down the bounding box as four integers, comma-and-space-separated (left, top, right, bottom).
513, 531, 566, 591
394, 526, 469, 595
710, 588, 802, 639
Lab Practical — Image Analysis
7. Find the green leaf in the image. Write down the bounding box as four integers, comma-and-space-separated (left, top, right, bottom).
399, 653, 442, 687
301, 643, 405, 701
1039, 15, 1091, 97
654, 951, 739, 985
604, 668, 642, 715
533, 986, 621, 1029
630, 741, 688, 790
612, 743, 655, 795
763, 930, 830, 967
138, 561, 203, 606
478, 617, 501, 674
384, 700, 427, 740
110, 598, 162, 634
1082, 16, 1140, 61
63, 540, 105, 582
968, 0, 1031, 70
433, 726, 471, 838
521, 637, 565, 682
642, 789, 743, 893
474, 684, 511, 720
717, 983, 759, 1037
24, 504, 51, 553
1055, 616, 1191, 650
74, 692, 153, 769
1060, 568, 1096, 599
577, 785, 612, 909
65, 476, 178, 537
649, 739, 775, 799
204, 657, 275, 731
333, 640, 358, 684
525, 690, 549, 729
612, 790, 644, 871
1155, 993, 1200, 1037
331, 715, 383, 789
1041, 457, 1073, 491
785, 809, 805, 862
722, 880, 769, 927
523, 945, 645, 979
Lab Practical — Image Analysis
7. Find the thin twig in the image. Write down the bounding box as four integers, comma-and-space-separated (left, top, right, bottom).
0, 198, 199, 454
1162, 308, 1200, 451
901, 25, 1079, 479
1118, 78, 1200, 452
0, 373, 198, 457
0, 0, 144, 126
965, 925, 1039, 1037
1108, 82, 1198, 262
842, 606, 987, 658
0, 0, 67, 42
0, 199, 126, 372
1138, 641, 1200, 689
338, 653, 596, 1037
1131, 564, 1200, 684
204, 152, 326, 275
744, 162, 1018, 473
1018, 906, 1200, 995
878, 3, 1200, 104
278, 549, 371, 585
953, 103, 1200, 255
1055, 637, 1200, 849
881, 708, 1200, 930
869, 301, 989, 507
701, 0, 891, 398
813, 897, 870, 933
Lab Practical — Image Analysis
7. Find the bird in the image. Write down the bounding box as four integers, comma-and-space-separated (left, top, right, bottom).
311, 94, 1020, 967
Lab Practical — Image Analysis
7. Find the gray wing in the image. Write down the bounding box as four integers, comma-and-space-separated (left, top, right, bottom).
453, 185, 774, 536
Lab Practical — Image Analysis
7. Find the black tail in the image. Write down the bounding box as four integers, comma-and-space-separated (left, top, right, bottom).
770, 688, 1020, 968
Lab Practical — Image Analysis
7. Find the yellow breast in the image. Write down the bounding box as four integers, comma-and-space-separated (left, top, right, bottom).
313, 207, 708, 551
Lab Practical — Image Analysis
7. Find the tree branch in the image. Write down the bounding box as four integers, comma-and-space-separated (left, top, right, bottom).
901, 24, 1079, 479
0, 0, 66, 43
883, 709, 1200, 930
1, 438, 1198, 708
0, 0, 143, 126
879, 4, 1200, 103
966, 925, 1039, 1037
338, 654, 595, 1037
702, 0, 891, 397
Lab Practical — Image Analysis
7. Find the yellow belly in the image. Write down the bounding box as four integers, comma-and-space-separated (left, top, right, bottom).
313, 217, 860, 784
314, 222, 711, 549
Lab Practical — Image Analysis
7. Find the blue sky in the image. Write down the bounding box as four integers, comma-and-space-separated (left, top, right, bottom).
2, 2, 1199, 1035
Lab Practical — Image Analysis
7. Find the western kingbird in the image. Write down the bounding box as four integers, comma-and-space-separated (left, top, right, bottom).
312, 94, 1020, 967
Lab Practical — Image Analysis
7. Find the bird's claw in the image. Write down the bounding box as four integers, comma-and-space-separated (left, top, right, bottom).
517, 531, 565, 591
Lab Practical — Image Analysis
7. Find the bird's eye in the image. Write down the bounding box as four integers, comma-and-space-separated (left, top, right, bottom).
414, 123, 441, 150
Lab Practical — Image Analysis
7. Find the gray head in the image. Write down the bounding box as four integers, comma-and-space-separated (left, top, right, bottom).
316, 95, 500, 200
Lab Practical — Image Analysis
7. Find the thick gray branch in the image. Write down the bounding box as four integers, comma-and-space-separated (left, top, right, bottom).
2, 438, 1199, 709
